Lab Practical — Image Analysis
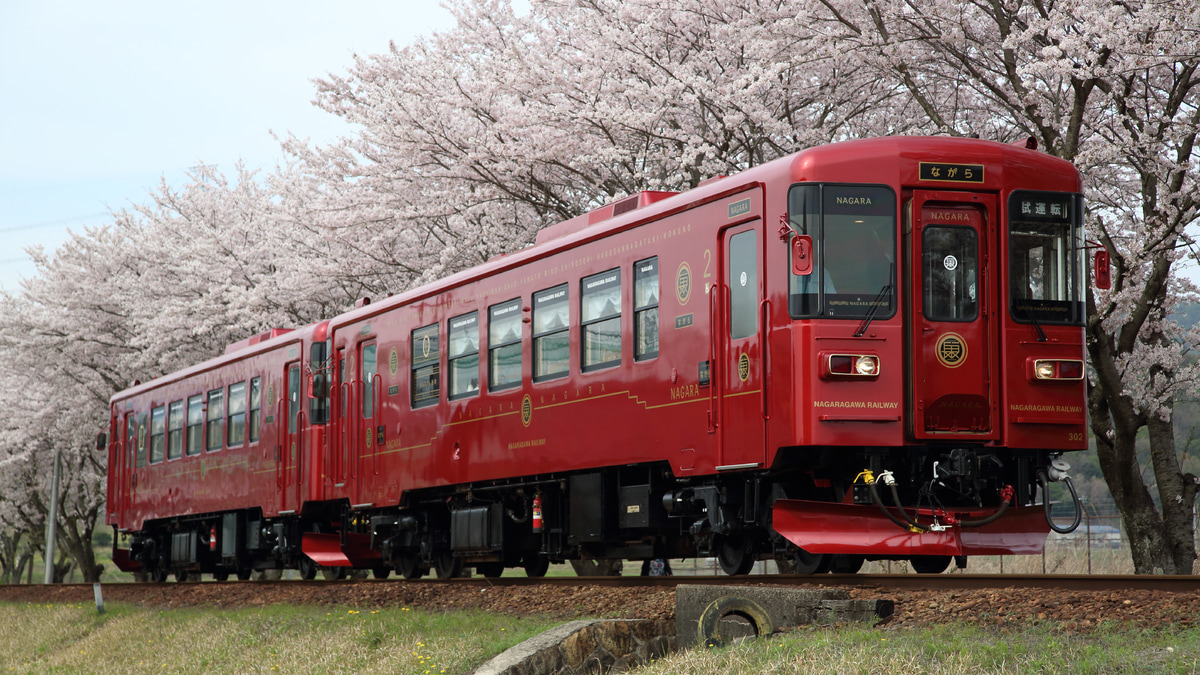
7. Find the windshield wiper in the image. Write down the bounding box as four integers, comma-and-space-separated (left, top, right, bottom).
854, 263, 893, 337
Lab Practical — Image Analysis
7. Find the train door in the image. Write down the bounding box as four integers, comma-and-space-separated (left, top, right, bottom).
717, 225, 767, 469
332, 346, 349, 489
278, 362, 302, 513
906, 190, 1000, 439
116, 410, 135, 525
354, 340, 379, 506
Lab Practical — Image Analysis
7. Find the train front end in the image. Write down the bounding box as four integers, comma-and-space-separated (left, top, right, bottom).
770, 137, 1089, 570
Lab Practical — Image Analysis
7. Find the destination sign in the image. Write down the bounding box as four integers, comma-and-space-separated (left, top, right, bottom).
919, 162, 985, 183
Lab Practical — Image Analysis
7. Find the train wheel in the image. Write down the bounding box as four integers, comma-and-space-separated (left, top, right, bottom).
569, 559, 623, 576
433, 552, 462, 579
523, 554, 550, 578
321, 567, 348, 580
830, 554, 865, 574
791, 548, 833, 575
476, 562, 504, 578
236, 568, 252, 581
298, 556, 318, 580
910, 555, 951, 574
372, 566, 391, 580
212, 570, 230, 582
174, 569, 189, 583
150, 565, 169, 584
715, 534, 756, 576
395, 553, 424, 580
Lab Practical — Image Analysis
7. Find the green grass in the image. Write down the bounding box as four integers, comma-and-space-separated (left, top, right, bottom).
0, 602, 564, 674
639, 624, 1200, 674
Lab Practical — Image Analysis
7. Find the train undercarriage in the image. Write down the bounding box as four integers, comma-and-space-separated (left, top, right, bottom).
118, 444, 1079, 582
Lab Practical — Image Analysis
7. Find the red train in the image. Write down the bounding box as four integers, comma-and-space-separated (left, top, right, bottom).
106, 136, 1093, 581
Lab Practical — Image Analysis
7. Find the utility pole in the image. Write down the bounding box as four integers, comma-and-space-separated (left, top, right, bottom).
43, 449, 61, 584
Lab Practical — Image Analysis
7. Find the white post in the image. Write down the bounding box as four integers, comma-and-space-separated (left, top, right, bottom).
42, 449, 62, 584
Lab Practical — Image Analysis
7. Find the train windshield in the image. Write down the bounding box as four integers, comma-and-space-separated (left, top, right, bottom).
1008, 191, 1085, 326
787, 184, 897, 319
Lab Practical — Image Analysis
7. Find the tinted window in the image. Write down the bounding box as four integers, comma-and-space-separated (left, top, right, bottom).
412, 325, 440, 408
449, 312, 480, 399
533, 285, 569, 381
488, 299, 522, 391
581, 269, 621, 371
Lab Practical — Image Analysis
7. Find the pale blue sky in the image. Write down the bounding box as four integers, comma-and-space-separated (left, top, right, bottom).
0, 1, 469, 291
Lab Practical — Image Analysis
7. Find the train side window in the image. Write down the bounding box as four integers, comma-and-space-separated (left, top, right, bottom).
411, 324, 440, 409
728, 230, 759, 339
361, 344, 377, 418
206, 388, 224, 452
136, 414, 147, 468
127, 415, 142, 468
581, 269, 621, 371
149, 405, 165, 464
448, 312, 480, 400
166, 400, 184, 460
288, 364, 302, 431
634, 257, 659, 361
186, 395, 203, 456
227, 381, 246, 446
248, 377, 261, 443
310, 341, 330, 425
488, 298, 522, 391
533, 284, 569, 381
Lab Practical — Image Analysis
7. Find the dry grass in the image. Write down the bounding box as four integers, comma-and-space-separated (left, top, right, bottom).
0, 602, 560, 674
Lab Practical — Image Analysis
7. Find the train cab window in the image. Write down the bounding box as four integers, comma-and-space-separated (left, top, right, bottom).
581, 269, 621, 371
248, 377, 261, 443
149, 406, 166, 464
634, 258, 659, 361
728, 231, 758, 339
411, 324, 440, 409
206, 388, 224, 451
167, 400, 184, 460
186, 395, 203, 456
1008, 191, 1085, 325
533, 284, 569, 381
449, 312, 480, 400
922, 227, 978, 321
227, 381, 246, 446
488, 299, 523, 391
360, 345, 377, 419
787, 184, 897, 319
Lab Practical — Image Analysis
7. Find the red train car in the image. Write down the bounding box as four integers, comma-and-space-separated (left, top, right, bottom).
106, 136, 1090, 580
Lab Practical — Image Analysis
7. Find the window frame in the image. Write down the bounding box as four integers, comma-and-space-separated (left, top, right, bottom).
580, 268, 622, 372
206, 388, 224, 452
186, 395, 204, 456
226, 381, 247, 447
148, 405, 166, 464
411, 324, 440, 409
634, 257, 659, 362
448, 311, 480, 401
166, 400, 184, 461
532, 284, 570, 382
488, 298, 523, 392
248, 377, 261, 443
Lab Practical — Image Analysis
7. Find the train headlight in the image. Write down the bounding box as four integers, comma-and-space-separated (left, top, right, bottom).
1030, 358, 1085, 381
823, 353, 881, 379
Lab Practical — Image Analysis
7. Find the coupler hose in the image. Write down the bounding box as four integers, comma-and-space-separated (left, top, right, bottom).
958, 485, 1014, 528
868, 472, 928, 533
1038, 470, 1082, 534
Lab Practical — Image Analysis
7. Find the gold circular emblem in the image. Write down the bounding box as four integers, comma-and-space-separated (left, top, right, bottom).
389, 347, 399, 378
422, 335, 431, 359
738, 353, 750, 382
676, 262, 693, 305
935, 333, 968, 368
521, 395, 533, 428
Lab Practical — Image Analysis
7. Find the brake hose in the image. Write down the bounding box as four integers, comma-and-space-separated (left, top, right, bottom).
1038, 471, 1083, 534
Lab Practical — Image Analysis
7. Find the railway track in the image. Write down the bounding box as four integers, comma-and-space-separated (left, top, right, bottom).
6, 573, 1200, 595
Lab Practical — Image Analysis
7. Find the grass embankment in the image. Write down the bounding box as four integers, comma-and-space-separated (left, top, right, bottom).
0, 601, 562, 674
645, 624, 1200, 675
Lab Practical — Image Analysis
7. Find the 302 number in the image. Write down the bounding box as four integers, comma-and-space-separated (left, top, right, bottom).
1067, 433, 1084, 442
